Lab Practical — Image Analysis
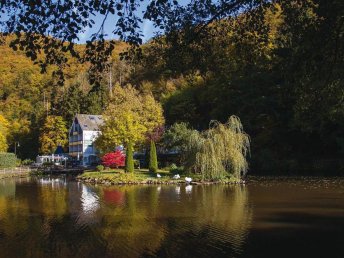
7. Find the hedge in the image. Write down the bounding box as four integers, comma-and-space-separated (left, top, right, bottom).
0, 153, 17, 168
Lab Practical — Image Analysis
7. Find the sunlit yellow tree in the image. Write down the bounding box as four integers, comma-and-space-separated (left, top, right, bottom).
0, 114, 10, 152
39, 115, 68, 154
95, 84, 164, 154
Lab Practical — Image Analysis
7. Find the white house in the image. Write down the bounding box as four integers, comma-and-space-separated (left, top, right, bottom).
69, 114, 104, 166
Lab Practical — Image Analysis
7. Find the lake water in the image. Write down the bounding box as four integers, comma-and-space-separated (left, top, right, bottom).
0, 176, 343, 258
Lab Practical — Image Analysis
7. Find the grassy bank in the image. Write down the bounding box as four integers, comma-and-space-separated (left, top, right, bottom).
77, 169, 241, 185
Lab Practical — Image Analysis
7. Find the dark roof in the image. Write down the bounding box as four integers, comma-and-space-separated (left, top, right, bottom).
75, 114, 104, 131
54, 145, 65, 154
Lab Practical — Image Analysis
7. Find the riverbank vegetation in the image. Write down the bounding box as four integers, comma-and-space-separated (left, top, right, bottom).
0, 0, 343, 175
0, 153, 17, 168
185, 116, 250, 180
77, 169, 239, 185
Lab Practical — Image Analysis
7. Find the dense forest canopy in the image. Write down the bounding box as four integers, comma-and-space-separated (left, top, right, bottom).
0, 0, 271, 84
0, 0, 343, 174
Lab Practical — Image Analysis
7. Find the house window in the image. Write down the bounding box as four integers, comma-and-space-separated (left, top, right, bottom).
84, 140, 92, 145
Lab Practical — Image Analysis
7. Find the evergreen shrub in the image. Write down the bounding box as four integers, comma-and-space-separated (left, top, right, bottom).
0, 153, 17, 168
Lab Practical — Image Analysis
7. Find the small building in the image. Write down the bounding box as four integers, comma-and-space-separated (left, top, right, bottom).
35, 145, 68, 166
69, 114, 104, 166
35, 154, 67, 165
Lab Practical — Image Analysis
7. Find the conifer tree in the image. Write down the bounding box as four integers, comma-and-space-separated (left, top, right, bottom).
149, 140, 158, 173
125, 140, 134, 173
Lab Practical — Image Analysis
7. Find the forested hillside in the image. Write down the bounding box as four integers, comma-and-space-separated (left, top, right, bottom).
0, 36, 128, 158
0, 0, 343, 174
137, 0, 344, 174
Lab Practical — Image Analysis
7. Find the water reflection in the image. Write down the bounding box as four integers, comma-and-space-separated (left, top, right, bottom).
0, 176, 343, 257
81, 185, 99, 213
185, 184, 193, 194
87, 183, 252, 257
175, 186, 181, 195
0, 177, 253, 257
103, 188, 125, 205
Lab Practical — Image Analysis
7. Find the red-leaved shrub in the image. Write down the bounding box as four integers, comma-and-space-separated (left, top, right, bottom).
102, 151, 125, 168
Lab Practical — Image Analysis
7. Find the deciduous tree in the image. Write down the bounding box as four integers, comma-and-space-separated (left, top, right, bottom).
95, 84, 164, 153
0, 115, 10, 152
39, 116, 68, 154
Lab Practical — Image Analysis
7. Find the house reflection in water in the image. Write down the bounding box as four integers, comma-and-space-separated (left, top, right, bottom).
81, 185, 100, 214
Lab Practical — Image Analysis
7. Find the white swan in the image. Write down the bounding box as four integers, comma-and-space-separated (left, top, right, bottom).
185, 177, 192, 183
173, 174, 180, 179
156, 173, 161, 178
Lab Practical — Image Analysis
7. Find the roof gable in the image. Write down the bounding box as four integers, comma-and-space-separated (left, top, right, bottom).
75, 114, 104, 131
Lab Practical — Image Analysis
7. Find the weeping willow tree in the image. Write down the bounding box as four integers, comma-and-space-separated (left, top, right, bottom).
185, 116, 250, 180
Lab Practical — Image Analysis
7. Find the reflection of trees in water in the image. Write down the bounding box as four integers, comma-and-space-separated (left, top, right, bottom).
0, 179, 15, 197
197, 185, 252, 252
97, 186, 167, 258
0, 179, 252, 258
93, 185, 252, 257
150, 185, 252, 257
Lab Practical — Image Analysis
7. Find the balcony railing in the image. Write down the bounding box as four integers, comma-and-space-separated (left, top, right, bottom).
69, 141, 83, 146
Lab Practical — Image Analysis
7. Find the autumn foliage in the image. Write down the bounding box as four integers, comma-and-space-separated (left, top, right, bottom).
102, 151, 125, 168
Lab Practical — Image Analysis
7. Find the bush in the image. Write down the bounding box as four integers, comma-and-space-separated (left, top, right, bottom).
0, 153, 17, 168
16, 158, 22, 166
96, 165, 104, 172
169, 163, 184, 174
134, 159, 140, 169
102, 151, 125, 168
21, 159, 34, 166
170, 163, 178, 171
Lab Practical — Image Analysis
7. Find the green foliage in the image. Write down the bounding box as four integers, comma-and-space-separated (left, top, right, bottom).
0, 0, 343, 175
96, 165, 104, 172
1, 0, 271, 85
16, 158, 22, 167
163, 122, 193, 153
55, 83, 85, 126
138, 1, 344, 174
0, 153, 17, 168
149, 140, 158, 173
134, 159, 140, 168
21, 159, 34, 166
169, 163, 184, 174
185, 116, 250, 180
125, 141, 134, 173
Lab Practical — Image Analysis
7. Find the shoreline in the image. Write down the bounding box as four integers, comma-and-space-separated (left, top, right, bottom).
76, 172, 244, 186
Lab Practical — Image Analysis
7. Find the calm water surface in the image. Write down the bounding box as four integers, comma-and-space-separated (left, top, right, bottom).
0, 176, 343, 258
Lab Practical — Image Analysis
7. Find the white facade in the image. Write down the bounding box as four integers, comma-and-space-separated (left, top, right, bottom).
69, 114, 103, 166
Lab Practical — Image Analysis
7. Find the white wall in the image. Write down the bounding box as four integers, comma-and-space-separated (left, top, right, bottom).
82, 130, 101, 158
